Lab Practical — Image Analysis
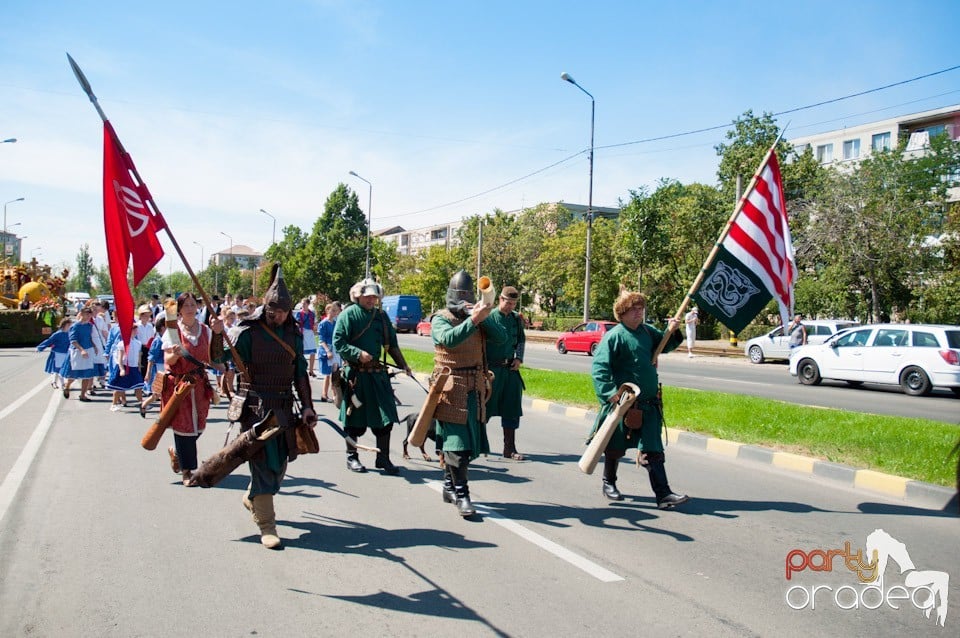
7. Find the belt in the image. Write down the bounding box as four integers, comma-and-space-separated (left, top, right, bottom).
249, 389, 292, 400
489, 359, 512, 368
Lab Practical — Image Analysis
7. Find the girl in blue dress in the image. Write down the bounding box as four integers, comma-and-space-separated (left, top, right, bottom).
60, 307, 99, 401
37, 317, 72, 388
106, 324, 146, 411
139, 316, 167, 417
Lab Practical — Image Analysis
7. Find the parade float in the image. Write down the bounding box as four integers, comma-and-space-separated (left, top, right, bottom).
0, 260, 70, 346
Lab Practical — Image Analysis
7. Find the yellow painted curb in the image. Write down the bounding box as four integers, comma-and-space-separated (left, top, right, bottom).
530, 399, 551, 412
772, 452, 816, 474
565, 406, 589, 419
706, 438, 742, 457
665, 428, 682, 444
854, 470, 909, 498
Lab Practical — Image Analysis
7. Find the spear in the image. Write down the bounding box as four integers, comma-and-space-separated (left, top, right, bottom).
66, 52, 249, 380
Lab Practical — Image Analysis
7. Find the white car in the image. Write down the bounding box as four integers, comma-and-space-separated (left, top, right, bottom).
789, 323, 960, 397
744, 320, 859, 364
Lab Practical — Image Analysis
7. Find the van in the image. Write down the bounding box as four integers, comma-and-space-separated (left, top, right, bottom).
380, 295, 422, 333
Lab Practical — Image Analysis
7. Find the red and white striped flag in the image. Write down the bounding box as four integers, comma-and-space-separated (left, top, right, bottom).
693, 151, 796, 332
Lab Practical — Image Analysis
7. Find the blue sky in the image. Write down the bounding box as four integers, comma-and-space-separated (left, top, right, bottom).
1, 0, 958, 271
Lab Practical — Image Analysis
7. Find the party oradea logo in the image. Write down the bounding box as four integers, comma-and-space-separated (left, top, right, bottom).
784, 529, 949, 627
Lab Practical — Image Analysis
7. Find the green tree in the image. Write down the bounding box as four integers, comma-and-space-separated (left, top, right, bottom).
616, 180, 727, 325
291, 183, 367, 301
455, 210, 521, 291
69, 244, 95, 292
715, 110, 791, 201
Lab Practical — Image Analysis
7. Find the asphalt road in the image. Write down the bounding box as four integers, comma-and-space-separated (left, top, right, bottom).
399, 335, 960, 424
0, 347, 956, 637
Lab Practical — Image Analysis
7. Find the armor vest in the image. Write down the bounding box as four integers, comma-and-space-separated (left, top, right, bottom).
246, 322, 297, 412
433, 310, 491, 425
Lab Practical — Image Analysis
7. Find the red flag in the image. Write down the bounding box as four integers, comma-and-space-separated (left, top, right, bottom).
103, 121, 165, 347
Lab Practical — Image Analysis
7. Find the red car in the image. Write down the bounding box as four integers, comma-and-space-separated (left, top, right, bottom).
416, 314, 435, 337
556, 321, 617, 356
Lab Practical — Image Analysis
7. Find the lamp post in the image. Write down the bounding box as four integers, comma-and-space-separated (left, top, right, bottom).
2, 138, 16, 144
193, 241, 205, 270
560, 72, 595, 324
220, 231, 233, 266
348, 171, 373, 280
259, 208, 276, 247
3, 197, 25, 261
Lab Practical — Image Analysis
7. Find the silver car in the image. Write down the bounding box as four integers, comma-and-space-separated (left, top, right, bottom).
744, 320, 859, 364
789, 323, 960, 396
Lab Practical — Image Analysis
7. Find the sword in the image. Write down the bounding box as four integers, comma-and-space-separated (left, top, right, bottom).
318, 418, 379, 453
385, 362, 429, 394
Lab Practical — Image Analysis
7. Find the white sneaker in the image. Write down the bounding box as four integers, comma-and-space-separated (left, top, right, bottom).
687, 353, 694, 358
110, 404, 121, 412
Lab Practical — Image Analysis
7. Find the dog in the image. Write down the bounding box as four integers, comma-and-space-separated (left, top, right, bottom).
401, 412, 440, 462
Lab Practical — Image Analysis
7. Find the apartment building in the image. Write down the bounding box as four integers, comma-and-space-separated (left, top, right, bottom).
378, 202, 621, 255
211, 244, 264, 269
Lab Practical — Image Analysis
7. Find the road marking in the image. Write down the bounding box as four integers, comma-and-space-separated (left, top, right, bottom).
0, 386, 61, 525
426, 481, 624, 583
0, 379, 50, 422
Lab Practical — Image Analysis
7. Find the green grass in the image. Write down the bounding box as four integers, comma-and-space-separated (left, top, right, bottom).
404, 350, 959, 487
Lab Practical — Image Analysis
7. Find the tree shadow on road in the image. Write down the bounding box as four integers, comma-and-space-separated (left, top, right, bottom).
275, 514, 511, 636
856, 496, 959, 518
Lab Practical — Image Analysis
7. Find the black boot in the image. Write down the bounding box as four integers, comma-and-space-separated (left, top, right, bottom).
452, 462, 475, 517
503, 428, 524, 460
442, 466, 456, 504
646, 455, 688, 509
374, 429, 399, 475
602, 452, 624, 500
346, 449, 367, 473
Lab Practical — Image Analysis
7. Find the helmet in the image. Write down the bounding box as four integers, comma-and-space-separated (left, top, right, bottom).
356, 278, 383, 299
446, 269, 475, 317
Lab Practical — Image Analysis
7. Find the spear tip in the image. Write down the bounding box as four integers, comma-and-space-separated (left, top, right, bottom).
66, 52, 96, 101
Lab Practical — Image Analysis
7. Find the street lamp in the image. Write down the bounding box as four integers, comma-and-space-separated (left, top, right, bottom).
2, 138, 16, 144
560, 71, 595, 324
259, 208, 276, 246
220, 231, 233, 265
31, 247, 42, 258
348, 170, 373, 280
193, 241, 205, 270
3, 198, 24, 263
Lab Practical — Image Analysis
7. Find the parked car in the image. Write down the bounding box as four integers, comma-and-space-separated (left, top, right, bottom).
556, 321, 617, 356
381, 295, 422, 333
744, 319, 860, 364
789, 323, 960, 397
416, 313, 435, 337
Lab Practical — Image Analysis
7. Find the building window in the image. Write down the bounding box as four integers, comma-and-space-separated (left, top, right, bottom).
400, 234, 409, 247
792, 143, 810, 160
842, 139, 860, 160
430, 228, 448, 241
816, 143, 833, 163
871, 132, 891, 152
924, 124, 947, 140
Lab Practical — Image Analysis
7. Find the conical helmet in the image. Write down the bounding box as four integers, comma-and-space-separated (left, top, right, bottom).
262, 263, 292, 312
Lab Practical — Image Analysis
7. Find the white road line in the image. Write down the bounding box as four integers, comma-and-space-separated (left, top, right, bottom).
0, 387, 61, 525
425, 481, 624, 583
0, 379, 51, 422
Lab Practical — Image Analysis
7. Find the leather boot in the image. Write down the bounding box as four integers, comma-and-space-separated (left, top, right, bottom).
374, 429, 399, 475
452, 463, 475, 517
503, 428, 524, 460
441, 466, 456, 504
646, 457, 689, 509
248, 494, 282, 549
602, 453, 623, 500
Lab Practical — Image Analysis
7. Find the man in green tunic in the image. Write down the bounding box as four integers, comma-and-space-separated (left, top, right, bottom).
485, 285, 527, 460
589, 290, 689, 509
431, 270, 507, 517
233, 264, 317, 548
333, 278, 411, 475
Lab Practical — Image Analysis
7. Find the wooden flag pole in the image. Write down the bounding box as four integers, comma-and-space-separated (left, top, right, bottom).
651, 129, 789, 366
67, 53, 249, 379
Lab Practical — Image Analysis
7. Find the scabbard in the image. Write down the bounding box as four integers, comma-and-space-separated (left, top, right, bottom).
188, 410, 282, 487
318, 418, 378, 452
